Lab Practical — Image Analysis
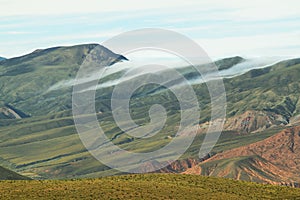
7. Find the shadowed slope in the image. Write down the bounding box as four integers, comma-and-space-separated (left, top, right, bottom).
0, 166, 30, 180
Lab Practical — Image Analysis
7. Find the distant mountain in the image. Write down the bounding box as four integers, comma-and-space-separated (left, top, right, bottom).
172, 56, 246, 81
224, 58, 300, 119
0, 44, 128, 116
0, 57, 6, 61
0, 45, 245, 117
215, 56, 245, 70
0, 166, 30, 180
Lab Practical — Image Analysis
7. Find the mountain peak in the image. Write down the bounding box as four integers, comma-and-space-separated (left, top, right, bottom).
1, 44, 127, 74
215, 56, 246, 70
0, 43, 128, 70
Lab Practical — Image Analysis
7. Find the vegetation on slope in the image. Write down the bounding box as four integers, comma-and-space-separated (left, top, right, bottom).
0, 166, 29, 180
1, 174, 300, 200
224, 58, 300, 119
0, 115, 284, 179
0, 44, 127, 116
215, 56, 245, 70
0, 44, 299, 182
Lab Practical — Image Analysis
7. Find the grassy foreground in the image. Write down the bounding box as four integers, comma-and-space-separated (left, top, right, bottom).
0, 174, 300, 200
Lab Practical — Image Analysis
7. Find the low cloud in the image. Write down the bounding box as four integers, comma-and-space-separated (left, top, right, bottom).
47, 56, 289, 94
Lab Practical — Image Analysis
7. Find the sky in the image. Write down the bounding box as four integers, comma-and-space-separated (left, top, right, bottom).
0, 0, 300, 59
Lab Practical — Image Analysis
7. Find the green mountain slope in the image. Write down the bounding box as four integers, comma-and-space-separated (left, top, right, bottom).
0, 44, 127, 116
224, 58, 300, 119
0, 166, 30, 180
215, 56, 245, 70
0, 44, 299, 181
0, 113, 283, 179
1, 174, 300, 199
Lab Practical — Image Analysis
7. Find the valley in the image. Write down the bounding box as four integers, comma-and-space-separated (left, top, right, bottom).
0, 44, 299, 187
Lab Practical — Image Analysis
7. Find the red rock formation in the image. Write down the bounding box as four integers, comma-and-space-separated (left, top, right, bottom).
184, 126, 300, 186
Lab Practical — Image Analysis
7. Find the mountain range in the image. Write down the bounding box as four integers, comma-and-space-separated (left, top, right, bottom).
0, 44, 299, 187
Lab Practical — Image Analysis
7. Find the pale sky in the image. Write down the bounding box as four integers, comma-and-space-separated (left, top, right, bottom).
0, 0, 300, 59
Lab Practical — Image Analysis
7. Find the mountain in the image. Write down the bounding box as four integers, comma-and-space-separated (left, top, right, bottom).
181, 58, 300, 186
1, 174, 300, 199
185, 125, 300, 186
0, 44, 128, 116
0, 44, 299, 183
0, 57, 6, 61
215, 56, 245, 70
0, 166, 30, 180
224, 58, 300, 120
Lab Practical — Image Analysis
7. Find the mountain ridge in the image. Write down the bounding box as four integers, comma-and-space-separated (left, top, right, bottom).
0, 43, 128, 116
215, 56, 245, 70
0, 43, 299, 183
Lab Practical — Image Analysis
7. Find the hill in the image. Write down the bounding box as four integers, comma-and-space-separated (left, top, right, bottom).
0, 44, 299, 182
223, 58, 300, 119
0, 174, 300, 199
0, 166, 29, 180
0, 44, 127, 116
215, 56, 245, 70
0, 57, 5, 61
185, 125, 300, 186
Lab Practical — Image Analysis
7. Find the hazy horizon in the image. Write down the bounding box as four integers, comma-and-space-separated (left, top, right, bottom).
1, 0, 300, 59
